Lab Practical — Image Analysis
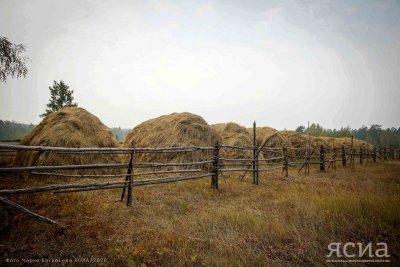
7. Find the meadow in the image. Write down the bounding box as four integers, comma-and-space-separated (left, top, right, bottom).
1, 161, 399, 266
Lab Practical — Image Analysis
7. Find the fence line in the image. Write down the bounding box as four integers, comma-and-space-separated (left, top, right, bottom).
0, 128, 399, 226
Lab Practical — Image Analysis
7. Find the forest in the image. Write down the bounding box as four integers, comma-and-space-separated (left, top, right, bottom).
0, 120, 130, 143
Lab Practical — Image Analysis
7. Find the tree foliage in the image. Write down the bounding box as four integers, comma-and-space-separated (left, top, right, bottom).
40, 80, 77, 117
0, 120, 35, 140
298, 122, 400, 148
0, 36, 29, 82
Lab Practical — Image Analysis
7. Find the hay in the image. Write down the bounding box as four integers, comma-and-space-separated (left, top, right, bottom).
123, 112, 220, 166
334, 137, 373, 150
211, 122, 252, 159
14, 107, 121, 175
280, 130, 309, 156
309, 136, 334, 150
248, 127, 288, 160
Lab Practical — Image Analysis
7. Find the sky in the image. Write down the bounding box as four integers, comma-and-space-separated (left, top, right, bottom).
1, 0, 399, 130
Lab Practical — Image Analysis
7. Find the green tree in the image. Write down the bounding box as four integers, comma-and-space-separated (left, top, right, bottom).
0, 36, 29, 82
40, 80, 77, 117
296, 125, 305, 133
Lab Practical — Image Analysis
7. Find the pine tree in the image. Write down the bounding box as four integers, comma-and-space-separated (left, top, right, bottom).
40, 80, 77, 117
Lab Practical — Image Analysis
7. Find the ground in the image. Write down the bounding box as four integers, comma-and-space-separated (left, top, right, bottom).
0, 161, 399, 266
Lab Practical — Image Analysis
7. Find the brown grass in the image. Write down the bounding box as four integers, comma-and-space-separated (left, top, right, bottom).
1, 160, 399, 266
13, 107, 120, 175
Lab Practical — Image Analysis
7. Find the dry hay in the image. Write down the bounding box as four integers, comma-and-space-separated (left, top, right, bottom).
280, 130, 309, 156
248, 127, 288, 160
309, 136, 335, 151
14, 107, 121, 175
211, 123, 252, 160
123, 112, 220, 169
334, 137, 373, 151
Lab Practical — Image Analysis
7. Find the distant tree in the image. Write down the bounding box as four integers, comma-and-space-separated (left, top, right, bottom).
0, 36, 29, 82
296, 125, 305, 133
40, 80, 77, 117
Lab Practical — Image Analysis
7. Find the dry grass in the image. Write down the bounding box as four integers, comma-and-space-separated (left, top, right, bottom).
1, 161, 399, 266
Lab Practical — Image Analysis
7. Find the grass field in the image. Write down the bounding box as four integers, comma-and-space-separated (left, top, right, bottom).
1, 161, 399, 266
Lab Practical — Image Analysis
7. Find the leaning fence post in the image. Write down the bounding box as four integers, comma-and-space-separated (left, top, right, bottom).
121, 140, 135, 206
320, 145, 325, 171
341, 144, 346, 167
211, 141, 220, 189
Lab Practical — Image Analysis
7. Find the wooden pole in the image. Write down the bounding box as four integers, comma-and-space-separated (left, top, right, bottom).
333, 146, 336, 170
283, 145, 288, 177
350, 135, 354, 167
252, 121, 257, 185
373, 147, 377, 162
384, 147, 388, 160
319, 145, 325, 171
341, 144, 346, 167
359, 148, 363, 165
211, 141, 220, 189
0, 197, 56, 225
121, 140, 135, 206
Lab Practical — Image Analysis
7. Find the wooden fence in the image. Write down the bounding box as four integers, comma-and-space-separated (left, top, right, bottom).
0, 129, 399, 226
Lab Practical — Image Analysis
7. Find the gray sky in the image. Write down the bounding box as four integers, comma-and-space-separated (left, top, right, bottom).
1, 0, 399, 130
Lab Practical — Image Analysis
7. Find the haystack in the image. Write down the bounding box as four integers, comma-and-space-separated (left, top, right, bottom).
280, 130, 309, 156
334, 137, 372, 150
309, 136, 334, 151
248, 127, 288, 160
123, 112, 220, 166
14, 107, 121, 175
211, 122, 252, 160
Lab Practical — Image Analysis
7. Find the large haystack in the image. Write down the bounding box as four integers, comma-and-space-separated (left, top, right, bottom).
211, 123, 252, 159
124, 112, 220, 165
334, 137, 372, 150
280, 130, 309, 156
14, 107, 121, 174
309, 136, 334, 151
249, 127, 288, 159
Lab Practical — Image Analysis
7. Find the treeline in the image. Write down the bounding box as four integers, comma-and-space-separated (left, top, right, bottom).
0, 120, 36, 140
296, 123, 400, 148
110, 127, 131, 142
0, 120, 131, 143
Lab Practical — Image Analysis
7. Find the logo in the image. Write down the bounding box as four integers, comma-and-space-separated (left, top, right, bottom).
326, 242, 390, 263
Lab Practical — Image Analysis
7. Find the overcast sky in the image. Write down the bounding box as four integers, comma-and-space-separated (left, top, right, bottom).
1, 0, 399, 130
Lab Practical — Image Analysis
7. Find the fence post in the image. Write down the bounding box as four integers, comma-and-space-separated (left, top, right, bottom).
384, 147, 388, 160
320, 145, 325, 171
121, 140, 135, 206
360, 148, 363, 165
332, 146, 337, 170
252, 121, 258, 185
372, 147, 377, 162
211, 141, 220, 189
283, 145, 288, 177
341, 144, 346, 167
